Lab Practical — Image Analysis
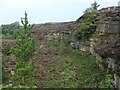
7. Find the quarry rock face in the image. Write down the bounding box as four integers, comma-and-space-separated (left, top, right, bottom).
90, 6, 120, 89
91, 6, 120, 61
54, 6, 120, 88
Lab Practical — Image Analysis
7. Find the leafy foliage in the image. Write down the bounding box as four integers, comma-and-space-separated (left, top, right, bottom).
75, 2, 100, 40
75, 10, 97, 40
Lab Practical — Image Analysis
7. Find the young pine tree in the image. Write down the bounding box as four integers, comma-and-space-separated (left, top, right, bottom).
12, 12, 36, 86
13, 12, 35, 62
91, 0, 100, 10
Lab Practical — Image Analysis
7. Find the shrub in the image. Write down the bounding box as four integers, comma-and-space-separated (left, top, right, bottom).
75, 10, 97, 40
75, 2, 99, 40
2, 44, 11, 55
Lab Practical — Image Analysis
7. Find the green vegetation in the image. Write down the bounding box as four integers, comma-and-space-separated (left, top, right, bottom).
0, 84, 37, 90
2, 44, 11, 56
75, 11, 97, 40
12, 12, 35, 62
2, 23, 113, 89
11, 12, 36, 86
98, 74, 114, 88
75, 1, 100, 40
41, 41, 109, 88
2, 12, 36, 89
2, 22, 20, 39
2, 1, 115, 89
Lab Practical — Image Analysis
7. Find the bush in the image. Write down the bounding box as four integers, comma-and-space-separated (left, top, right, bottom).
75, 1, 99, 40
2, 44, 11, 55
75, 11, 97, 40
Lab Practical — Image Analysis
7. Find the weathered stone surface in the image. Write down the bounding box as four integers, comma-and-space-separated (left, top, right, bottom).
75, 6, 120, 88
90, 6, 120, 89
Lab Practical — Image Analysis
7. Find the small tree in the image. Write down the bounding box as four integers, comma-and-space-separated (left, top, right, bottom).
12, 12, 36, 86
91, 0, 100, 10
13, 12, 35, 62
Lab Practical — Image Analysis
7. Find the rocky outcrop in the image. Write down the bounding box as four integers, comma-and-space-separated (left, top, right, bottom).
69, 6, 120, 89
91, 6, 120, 60
89, 6, 120, 89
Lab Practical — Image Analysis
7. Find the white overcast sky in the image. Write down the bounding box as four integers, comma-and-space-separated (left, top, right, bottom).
0, 0, 119, 25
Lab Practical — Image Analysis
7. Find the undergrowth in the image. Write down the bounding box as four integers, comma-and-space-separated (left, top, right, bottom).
42, 41, 108, 88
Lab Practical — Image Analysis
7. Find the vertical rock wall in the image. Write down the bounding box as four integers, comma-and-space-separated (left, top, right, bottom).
90, 6, 120, 89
